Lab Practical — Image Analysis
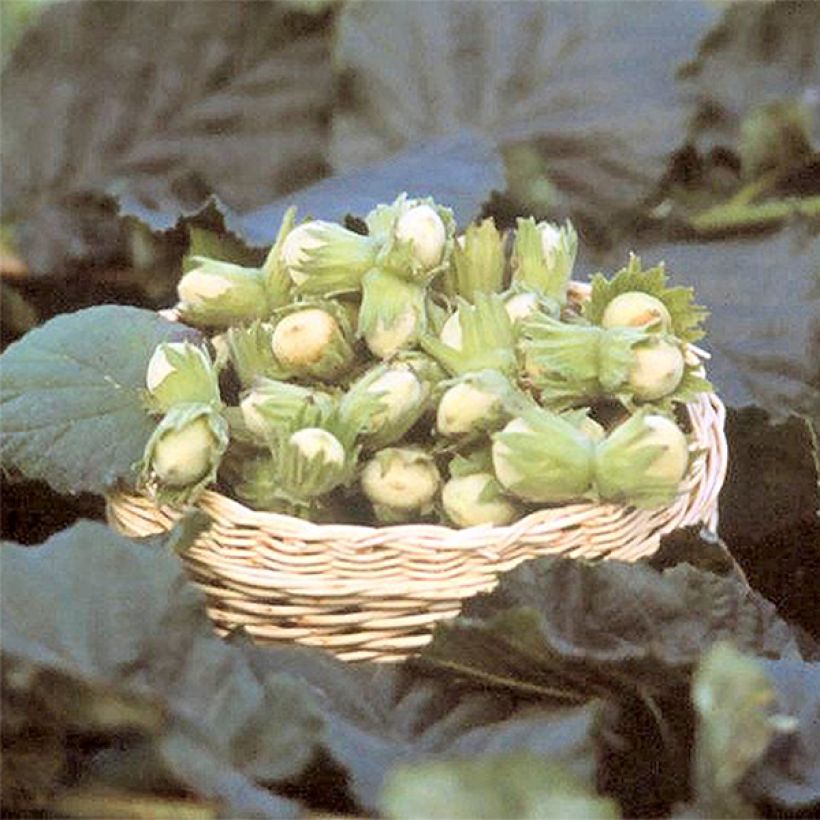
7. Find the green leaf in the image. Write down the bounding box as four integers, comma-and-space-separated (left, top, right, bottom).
1, 1, 334, 272
42, 789, 220, 820
156, 508, 213, 555
647, 526, 746, 580
183, 226, 261, 274
737, 101, 814, 180
227, 132, 505, 247
1, 520, 318, 817
743, 658, 820, 813
241, 645, 605, 815
0, 306, 201, 495
688, 195, 820, 236
1, 518, 613, 817
6, 520, 814, 819
416, 559, 808, 817
331, 1, 717, 230
688, 643, 782, 818
381, 754, 619, 820
445, 702, 603, 784
681, 2, 820, 156
718, 408, 820, 640
419, 558, 802, 702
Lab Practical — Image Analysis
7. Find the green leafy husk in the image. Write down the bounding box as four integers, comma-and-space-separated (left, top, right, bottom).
559, 407, 606, 442
522, 315, 711, 411
144, 341, 222, 413
339, 360, 430, 450
240, 378, 335, 444
137, 403, 229, 506
286, 219, 381, 296
319, 392, 381, 453
511, 218, 576, 303
224, 321, 290, 388
176, 258, 270, 327
442, 218, 506, 300
584, 254, 709, 343
422, 292, 518, 376
358, 267, 428, 358
367, 193, 457, 282
425, 291, 450, 336
491, 407, 596, 503
448, 447, 495, 478
393, 349, 448, 388
436, 369, 535, 438
231, 452, 289, 512
521, 315, 647, 407
260, 205, 297, 306
238, 438, 349, 516
235, 399, 362, 516
502, 283, 562, 331
592, 410, 689, 509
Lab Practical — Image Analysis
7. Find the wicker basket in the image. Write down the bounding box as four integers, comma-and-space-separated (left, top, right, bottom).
107, 284, 728, 662
108, 411, 727, 663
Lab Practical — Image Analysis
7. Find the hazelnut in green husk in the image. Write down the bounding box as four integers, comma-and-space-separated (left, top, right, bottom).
271, 305, 355, 381
491, 408, 596, 504
177, 258, 269, 327
145, 341, 221, 412
594, 411, 690, 509
360, 447, 441, 523
138, 403, 229, 504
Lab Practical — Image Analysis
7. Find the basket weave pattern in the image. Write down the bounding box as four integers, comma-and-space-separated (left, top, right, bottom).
108, 390, 727, 663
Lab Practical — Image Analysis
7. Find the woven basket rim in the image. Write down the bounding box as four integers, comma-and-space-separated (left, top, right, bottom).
142, 487, 652, 539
